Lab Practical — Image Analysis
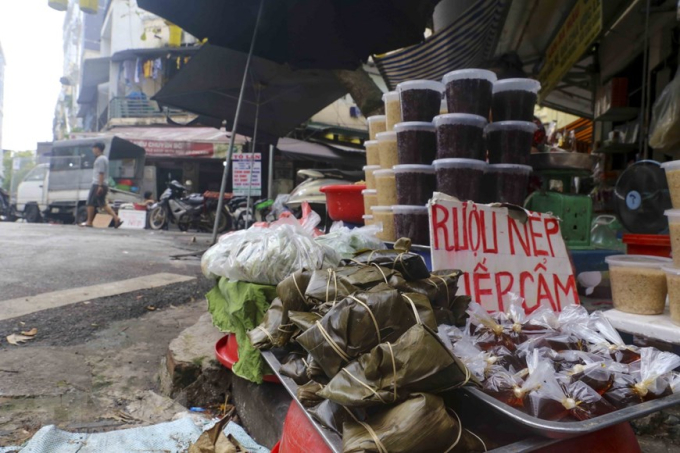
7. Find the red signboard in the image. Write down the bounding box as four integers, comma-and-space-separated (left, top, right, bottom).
128, 140, 215, 157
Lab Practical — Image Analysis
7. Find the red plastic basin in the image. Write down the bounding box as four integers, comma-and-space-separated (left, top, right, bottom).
319, 184, 366, 224
214, 334, 280, 384
623, 234, 671, 258
279, 403, 332, 453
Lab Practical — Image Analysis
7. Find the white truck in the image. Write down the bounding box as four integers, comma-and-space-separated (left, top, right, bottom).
15, 137, 147, 224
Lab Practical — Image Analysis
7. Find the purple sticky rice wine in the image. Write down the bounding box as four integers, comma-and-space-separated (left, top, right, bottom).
443, 69, 497, 118
487, 164, 532, 206
433, 158, 487, 202
433, 113, 487, 160
397, 80, 444, 122
492, 78, 541, 122
394, 122, 436, 165
485, 121, 537, 164
393, 205, 430, 246
393, 164, 436, 205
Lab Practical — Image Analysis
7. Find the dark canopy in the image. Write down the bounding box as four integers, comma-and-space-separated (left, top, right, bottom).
153, 44, 347, 143
137, 0, 440, 70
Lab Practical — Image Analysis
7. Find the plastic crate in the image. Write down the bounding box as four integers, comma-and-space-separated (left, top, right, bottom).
525, 191, 593, 248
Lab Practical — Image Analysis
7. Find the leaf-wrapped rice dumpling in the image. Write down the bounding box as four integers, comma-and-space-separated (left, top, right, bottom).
247, 298, 297, 349
318, 324, 473, 407
297, 289, 421, 378
297, 380, 325, 407
345, 239, 430, 281
342, 393, 463, 453
278, 352, 310, 385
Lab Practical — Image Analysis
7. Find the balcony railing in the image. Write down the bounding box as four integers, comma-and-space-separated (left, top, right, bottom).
108, 97, 188, 120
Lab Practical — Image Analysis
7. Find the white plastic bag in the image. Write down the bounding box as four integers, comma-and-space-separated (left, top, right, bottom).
314, 222, 385, 259
649, 68, 680, 149
201, 221, 341, 285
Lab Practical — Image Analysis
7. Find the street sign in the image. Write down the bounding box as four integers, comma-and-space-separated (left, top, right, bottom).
538, 0, 602, 103
429, 195, 578, 313
232, 153, 262, 196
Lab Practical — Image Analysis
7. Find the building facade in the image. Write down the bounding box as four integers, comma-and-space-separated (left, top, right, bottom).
0, 40, 5, 154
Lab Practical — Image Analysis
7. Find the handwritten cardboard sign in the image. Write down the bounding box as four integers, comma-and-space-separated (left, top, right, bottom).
429, 195, 578, 313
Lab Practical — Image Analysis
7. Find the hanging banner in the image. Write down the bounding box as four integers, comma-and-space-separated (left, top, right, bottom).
537, 0, 602, 103
128, 140, 214, 157
429, 195, 578, 313
232, 153, 262, 196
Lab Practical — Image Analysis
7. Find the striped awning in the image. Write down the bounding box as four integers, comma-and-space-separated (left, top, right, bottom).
375, 0, 507, 90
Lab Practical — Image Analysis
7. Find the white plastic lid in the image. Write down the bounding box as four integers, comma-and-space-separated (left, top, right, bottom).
361, 189, 377, 195
393, 164, 435, 174
382, 91, 399, 103
371, 206, 394, 213
433, 113, 488, 129
605, 254, 671, 269
442, 69, 497, 85
661, 161, 680, 171
662, 265, 680, 276
362, 214, 374, 220
376, 131, 397, 142
485, 121, 538, 134
364, 140, 379, 147
367, 115, 386, 124
363, 165, 381, 171
394, 121, 436, 133
666, 209, 680, 221
493, 78, 541, 94
396, 80, 445, 94
487, 164, 533, 174
392, 205, 428, 215
433, 158, 488, 170
374, 169, 395, 177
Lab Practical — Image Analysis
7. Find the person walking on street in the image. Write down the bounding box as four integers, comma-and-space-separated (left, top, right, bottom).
80, 142, 123, 228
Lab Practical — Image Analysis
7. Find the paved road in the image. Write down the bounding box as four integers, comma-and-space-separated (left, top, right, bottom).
0, 222, 212, 302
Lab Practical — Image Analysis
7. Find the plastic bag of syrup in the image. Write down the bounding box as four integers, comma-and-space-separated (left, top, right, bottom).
527, 375, 616, 421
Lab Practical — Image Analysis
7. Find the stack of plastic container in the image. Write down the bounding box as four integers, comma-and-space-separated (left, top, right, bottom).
662, 161, 680, 325
482, 78, 540, 205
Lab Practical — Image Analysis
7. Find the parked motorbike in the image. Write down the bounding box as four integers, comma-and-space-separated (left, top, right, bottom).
148, 180, 232, 232
285, 169, 362, 230
233, 198, 275, 229
0, 187, 16, 221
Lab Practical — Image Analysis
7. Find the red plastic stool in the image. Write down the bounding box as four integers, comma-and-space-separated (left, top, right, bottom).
279, 403, 332, 453
535, 422, 641, 453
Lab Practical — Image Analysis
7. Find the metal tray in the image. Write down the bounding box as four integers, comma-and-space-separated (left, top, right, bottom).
529, 152, 598, 172
261, 351, 343, 453
463, 386, 680, 439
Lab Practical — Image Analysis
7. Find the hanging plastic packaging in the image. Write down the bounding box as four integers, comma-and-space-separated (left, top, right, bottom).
527, 375, 616, 421
48, 0, 68, 11
604, 347, 680, 408
79, 0, 98, 14
168, 24, 182, 47
649, 67, 680, 150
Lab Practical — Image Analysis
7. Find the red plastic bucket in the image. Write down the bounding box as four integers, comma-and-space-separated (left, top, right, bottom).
279, 403, 332, 453
320, 184, 366, 223
623, 234, 671, 258
270, 441, 281, 453
214, 334, 280, 384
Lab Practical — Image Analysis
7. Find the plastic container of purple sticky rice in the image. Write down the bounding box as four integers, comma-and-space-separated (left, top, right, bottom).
393, 164, 436, 205
486, 164, 532, 206
394, 122, 436, 165
393, 205, 430, 246
433, 113, 488, 160
397, 80, 445, 122
442, 69, 497, 118
491, 78, 541, 121
485, 120, 537, 164
433, 158, 488, 202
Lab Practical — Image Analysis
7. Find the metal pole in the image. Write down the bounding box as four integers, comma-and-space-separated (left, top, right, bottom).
268, 144, 275, 200
639, 0, 651, 160
211, 0, 265, 243
245, 98, 260, 228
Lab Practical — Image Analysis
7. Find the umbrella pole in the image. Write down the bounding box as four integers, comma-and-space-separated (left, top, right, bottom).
211, 0, 265, 243
267, 144, 274, 200
245, 98, 261, 228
